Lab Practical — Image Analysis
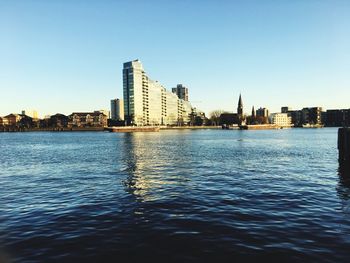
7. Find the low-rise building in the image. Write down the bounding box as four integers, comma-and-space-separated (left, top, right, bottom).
99, 109, 110, 119
49, 114, 69, 128
301, 107, 323, 125
2, 117, 9, 126
325, 109, 350, 127
190, 108, 207, 126
220, 113, 239, 125
270, 113, 292, 127
68, 111, 107, 127
3, 114, 22, 126
18, 114, 34, 128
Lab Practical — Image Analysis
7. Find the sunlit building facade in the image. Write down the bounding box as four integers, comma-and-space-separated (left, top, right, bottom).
123, 60, 144, 125
181, 100, 193, 124
165, 91, 179, 125
123, 60, 193, 126
111, 99, 124, 121
68, 111, 108, 127
148, 80, 164, 125
270, 113, 292, 127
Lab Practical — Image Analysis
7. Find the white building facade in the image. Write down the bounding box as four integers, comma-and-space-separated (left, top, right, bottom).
270, 113, 292, 127
123, 60, 193, 126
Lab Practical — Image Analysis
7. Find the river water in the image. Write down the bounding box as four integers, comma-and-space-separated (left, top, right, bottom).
0, 129, 350, 262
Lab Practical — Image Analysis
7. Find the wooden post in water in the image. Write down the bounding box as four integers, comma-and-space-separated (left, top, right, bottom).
338, 128, 350, 168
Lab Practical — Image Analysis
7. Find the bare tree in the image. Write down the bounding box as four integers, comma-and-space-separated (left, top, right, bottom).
209, 110, 226, 126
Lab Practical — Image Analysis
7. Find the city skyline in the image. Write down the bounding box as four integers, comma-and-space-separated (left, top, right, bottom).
1, 0, 349, 117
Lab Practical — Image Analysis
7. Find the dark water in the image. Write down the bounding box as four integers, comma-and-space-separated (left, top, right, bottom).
1, 129, 350, 262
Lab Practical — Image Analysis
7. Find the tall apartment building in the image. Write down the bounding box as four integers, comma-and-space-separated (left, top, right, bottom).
123, 60, 144, 125
123, 60, 193, 126
111, 99, 117, 120
111, 99, 124, 121
172, 84, 189, 101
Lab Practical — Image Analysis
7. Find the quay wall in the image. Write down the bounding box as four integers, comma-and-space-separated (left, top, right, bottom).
338, 128, 350, 168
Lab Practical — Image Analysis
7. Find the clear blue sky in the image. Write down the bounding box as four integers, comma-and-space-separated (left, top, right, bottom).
1, 0, 349, 117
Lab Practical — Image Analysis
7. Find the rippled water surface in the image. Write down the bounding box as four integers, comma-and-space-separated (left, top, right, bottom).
1, 129, 350, 262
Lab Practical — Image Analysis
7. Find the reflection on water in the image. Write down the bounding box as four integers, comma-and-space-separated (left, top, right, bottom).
121, 132, 193, 203
121, 133, 148, 199
1, 129, 350, 262
121, 133, 166, 201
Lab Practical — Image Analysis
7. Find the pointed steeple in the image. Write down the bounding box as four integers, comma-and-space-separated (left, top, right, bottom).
238, 94, 243, 108
252, 106, 256, 117
237, 93, 243, 116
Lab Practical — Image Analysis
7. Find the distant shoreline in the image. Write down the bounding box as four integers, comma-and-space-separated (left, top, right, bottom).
0, 125, 339, 133
0, 127, 105, 132
160, 126, 222, 130
0, 126, 222, 133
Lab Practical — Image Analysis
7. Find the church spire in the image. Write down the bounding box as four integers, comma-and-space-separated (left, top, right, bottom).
238, 94, 243, 108
237, 93, 243, 116
252, 106, 256, 117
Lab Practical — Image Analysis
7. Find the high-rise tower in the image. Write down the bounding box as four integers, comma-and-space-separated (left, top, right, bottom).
111, 99, 124, 121
172, 84, 189, 101
122, 60, 194, 126
123, 60, 146, 125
